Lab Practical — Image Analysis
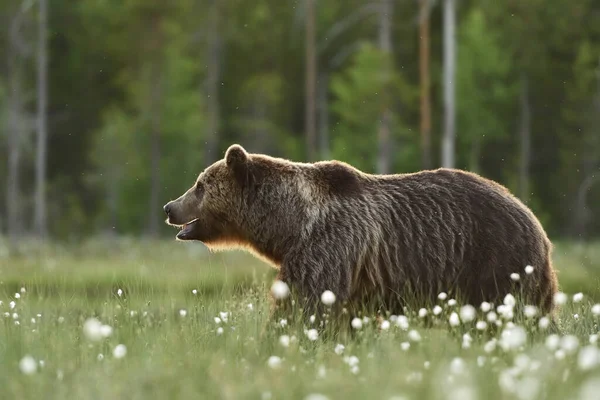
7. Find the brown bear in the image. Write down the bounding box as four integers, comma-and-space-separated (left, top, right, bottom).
163, 144, 559, 319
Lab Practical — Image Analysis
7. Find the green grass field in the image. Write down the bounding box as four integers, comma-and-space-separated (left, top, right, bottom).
2, 238, 600, 399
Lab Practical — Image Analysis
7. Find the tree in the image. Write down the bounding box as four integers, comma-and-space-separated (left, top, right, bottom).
419, 0, 433, 169
305, 0, 317, 161
34, 0, 48, 238
442, 0, 456, 168
376, 0, 393, 174
203, 0, 221, 165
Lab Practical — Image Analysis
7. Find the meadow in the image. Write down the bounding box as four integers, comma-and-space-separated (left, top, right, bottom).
2, 238, 600, 399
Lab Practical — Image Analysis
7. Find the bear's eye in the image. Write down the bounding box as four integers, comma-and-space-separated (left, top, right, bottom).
195, 181, 204, 192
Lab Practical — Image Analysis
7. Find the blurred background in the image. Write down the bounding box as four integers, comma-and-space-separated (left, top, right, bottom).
0, 0, 599, 248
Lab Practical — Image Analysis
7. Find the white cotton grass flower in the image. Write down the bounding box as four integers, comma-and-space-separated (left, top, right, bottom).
271, 280, 290, 299
216, 327, 224, 335
334, 344, 345, 355
279, 319, 288, 327
579, 377, 600, 400
380, 320, 391, 331
304, 394, 330, 400
510, 273, 520, 282
247, 303, 253, 311
408, 330, 422, 342
476, 321, 488, 331
219, 312, 229, 322
484, 339, 497, 353
97, 353, 104, 361
560, 335, 580, 354
14, 293, 20, 299
499, 325, 527, 351
351, 318, 362, 330
545, 335, 560, 351
591, 304, 600, 316
179, 309, 187, 317
9, 301, 15, 310
396, 315, 409, 330
100, 324, 113, 338
504, 294, 516, 307
192, 289, 198, 295
117, 288, 123, 297
573, 292, 584, 303
267, 356, 282, 369
447, 299, 457, 307
459, 305, 476, 322
524, 305, 538, 319
538, 317, 550, 330
214, 317, 221, 324
279, 335, 290, 348
320, 290, 336, 306
462, 333, 473, 349
19, 355, 37, 375
449, 312, 460, 327
83, 318, 104, 341
480, 301, 492, 313
578, 346, 600, 371
400, 342, 410, 351
112, 344, 127, 359
418, 308, 428, 318
433, 305, 443, 315
553, 292, 568, 306
438, 292, 448, 301
306, 329, 319, 341
524, 265, 534, 275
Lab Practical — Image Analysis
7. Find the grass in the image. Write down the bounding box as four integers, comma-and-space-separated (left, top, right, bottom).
1, 238, 600, 399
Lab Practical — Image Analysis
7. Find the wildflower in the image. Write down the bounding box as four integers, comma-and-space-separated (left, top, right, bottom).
97, 353, 104, 361
192, 289, 198, 295
271, 280, 290, 299
504, 294, 516, 307
510, 273, 520, 282
20, 287, 26, 293
578, 346, 600, 371
267, 356, 282, 369
573, 292, 584, 303
484, 339, 497, 353
480, 302, 492, 313
408, 330, 421, 342
179, 309, 187, 317
15, 293, 20, 299
448, 299, 457, 306
305, 394, 330, 400
449, 312, 460, 327
499, 325, 527, 351
400, 342, 410, 351
320, 290, 336, 306
545, 335, 560, 351
524, 305, 538, 319
214, 317, 221, 324
555, 349, 566, 360
83, 318, 104, 341
438, 292, 448, 300
560, 335, 580, 354
279, 319, 288, 328
9, 301, 15, 310
380, 320, 391, 331
476, 321, 488, 331
344, 355, 359, 367
334, 344, 345, 355
309, 315, 316, 324
460, 305, 476, 322
279, 335, 290, 348
462, 333, 473, 349
19, 355, 37, 375
590, 334, 599, 344
525, 265, 534, 275
247, 303, 253, 310
351, 318, 362, 330
424, 361, 430, 369
112, 344, 127, 359
219, 312, 229, 322
538, 317, 550, 330
100, 324, 113, 338
396, 315, 409, 330
117, 289, 123, 297
217, 327, 224, 335
592, 304, 600, 316
306, 329, 319, 341
418, 308, 428, 318
553, 292, 568, 306
433, 305, 443, 315
450, 357, 466, 375
477, 356, 486, 367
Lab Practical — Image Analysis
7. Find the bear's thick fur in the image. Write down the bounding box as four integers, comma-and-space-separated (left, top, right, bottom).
164, 144, 559, 317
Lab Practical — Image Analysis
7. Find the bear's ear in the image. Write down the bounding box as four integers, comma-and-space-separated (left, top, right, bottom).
225, 144, 249, 183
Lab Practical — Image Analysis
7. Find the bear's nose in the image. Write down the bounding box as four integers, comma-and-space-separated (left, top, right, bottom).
163, 203, 172, 216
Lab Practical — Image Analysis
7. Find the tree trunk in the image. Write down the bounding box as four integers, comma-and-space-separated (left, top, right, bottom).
377, 0, 393, 175
518, 73, 531, 203
305, 0, 317, 162
442, 0, 456, 169
34, 0, 49, 239
148, 73, 163, 238
318, 72, 330, 160
204, 0, 220, 165
419, 0, 432, 170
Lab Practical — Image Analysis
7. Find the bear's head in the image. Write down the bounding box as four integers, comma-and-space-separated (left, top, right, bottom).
163, 144, 254, 245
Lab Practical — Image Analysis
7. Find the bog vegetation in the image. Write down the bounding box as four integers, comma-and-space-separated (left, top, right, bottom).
2, 239, 600, 399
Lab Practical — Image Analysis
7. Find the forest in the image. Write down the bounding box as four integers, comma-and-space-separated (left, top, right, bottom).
1, 0, 600, 242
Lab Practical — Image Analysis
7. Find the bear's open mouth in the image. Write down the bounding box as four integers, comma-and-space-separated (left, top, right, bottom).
176, 218, 199, 240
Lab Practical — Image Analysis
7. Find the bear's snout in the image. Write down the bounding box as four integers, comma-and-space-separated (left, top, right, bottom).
163, 202, 173, 217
